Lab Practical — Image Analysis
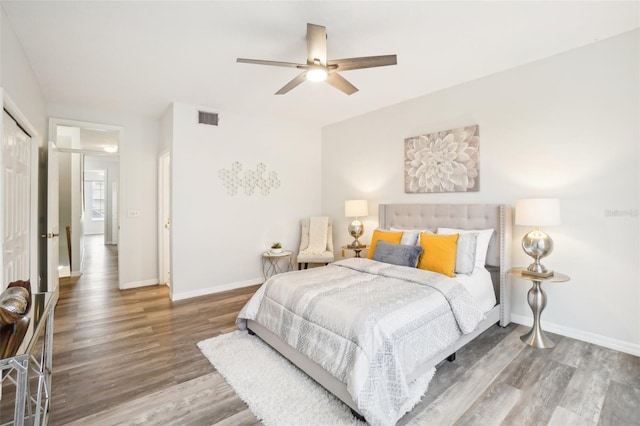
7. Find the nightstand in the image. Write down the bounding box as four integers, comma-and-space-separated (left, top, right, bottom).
341, 245, 369, 258
509, 267, 570, 349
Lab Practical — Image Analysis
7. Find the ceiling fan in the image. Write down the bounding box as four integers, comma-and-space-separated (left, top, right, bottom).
237, 23, 397, 95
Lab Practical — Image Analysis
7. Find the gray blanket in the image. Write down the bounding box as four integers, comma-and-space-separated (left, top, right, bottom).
237, 258, 483, 425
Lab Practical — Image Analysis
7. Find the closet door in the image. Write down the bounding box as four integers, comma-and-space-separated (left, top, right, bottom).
1, 110, 31, 287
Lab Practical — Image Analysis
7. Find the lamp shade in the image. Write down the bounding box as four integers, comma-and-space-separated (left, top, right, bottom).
345, 200, 368, 217
515, 198, 561, 226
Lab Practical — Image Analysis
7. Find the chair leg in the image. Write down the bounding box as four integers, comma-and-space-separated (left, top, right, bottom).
298, 263, 302, 270
304, 263, 308, 269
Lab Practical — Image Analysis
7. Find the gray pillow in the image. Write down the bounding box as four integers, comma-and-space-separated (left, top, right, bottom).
390, 227, 433, 245
455, 233, 478, 274
372, 240, 423, 268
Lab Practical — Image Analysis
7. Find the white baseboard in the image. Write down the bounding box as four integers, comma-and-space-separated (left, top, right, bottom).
70, 270, 82, 278
510, 313, 640, 356
171, 278, 262, 301
121, 278, 159, 289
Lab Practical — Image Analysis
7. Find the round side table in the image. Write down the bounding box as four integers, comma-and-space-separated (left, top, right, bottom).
262, 250, 293, 280
509, 267, 570, 349
342, 245, 369, 258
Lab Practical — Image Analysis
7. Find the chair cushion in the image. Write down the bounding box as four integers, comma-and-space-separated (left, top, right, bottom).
297, 251, 334, 263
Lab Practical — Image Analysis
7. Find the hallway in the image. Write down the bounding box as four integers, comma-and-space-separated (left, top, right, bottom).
50, 235, 257, 424
77, 235, 118, 283
58, 233, 115, 279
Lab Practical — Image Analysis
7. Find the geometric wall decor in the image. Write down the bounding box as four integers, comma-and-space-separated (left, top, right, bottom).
404, 124, 479, 193
218, 161, 281, 196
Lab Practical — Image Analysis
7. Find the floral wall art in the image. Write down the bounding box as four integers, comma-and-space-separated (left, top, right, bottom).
404, 125, 479, 193
218, 161, 281, 196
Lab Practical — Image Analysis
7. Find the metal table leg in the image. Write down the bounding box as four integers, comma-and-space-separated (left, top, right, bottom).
520, 280, 555, 348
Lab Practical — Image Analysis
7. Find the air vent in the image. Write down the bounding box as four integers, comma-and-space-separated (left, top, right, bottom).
198, 111, 219, 126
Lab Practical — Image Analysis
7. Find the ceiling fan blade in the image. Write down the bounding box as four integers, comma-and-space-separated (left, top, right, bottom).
275, 72, 307, 95
237, 58, 303, 68
328, 55, 397, 71
326, 72, 358, 95
307, 23, 327, 65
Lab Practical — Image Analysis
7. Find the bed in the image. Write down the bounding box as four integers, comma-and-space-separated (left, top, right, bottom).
237, 203, 511, 425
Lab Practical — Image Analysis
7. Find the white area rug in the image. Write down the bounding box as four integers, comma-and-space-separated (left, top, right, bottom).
198, 330, 435, 426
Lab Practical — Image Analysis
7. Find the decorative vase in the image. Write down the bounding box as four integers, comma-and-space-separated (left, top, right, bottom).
270, 248, 283, 254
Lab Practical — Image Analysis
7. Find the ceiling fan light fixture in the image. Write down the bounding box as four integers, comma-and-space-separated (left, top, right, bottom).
306, 67, 328, 82
237, 23, 397, 94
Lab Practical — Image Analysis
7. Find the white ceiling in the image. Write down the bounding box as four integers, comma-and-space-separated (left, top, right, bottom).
3, 1, 638, 128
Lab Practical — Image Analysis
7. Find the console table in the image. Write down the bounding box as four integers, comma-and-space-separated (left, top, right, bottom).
0, 290, 58, 425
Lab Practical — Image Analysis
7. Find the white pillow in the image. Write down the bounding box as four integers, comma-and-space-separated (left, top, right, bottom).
454, 232, 478, 275
390, 227, 433, 245
437, 227, 494, 271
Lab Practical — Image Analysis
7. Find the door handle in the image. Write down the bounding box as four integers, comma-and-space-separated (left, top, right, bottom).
41, 233, 60, 239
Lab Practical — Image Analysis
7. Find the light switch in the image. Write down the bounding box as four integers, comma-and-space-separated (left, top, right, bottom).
127, 210, 140, 218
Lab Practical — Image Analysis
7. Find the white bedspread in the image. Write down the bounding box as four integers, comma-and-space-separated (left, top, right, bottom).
237, 258, 483, 426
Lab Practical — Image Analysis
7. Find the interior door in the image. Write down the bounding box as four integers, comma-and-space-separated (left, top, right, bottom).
112, 182, 118, 245
2, 111, 31, 286
46, 141, 59, 292
158, 152, 170, 287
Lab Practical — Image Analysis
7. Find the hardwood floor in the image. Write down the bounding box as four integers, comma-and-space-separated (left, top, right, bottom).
50, 235, 260, 425
48, 235, 639, 425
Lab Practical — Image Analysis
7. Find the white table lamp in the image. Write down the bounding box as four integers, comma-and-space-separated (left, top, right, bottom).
515, 198, 561, 278
345, 200, 368, 248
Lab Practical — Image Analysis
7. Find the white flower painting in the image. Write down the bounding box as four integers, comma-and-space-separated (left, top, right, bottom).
404, 125, 479, 193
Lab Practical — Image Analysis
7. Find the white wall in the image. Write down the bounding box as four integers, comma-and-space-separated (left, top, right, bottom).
322, 30, 639, 355
170, 102, 321, 300
0, 8, 46, 132
47, 104, 159, 288
159, 104, 173, 155
0, 6, 48, 291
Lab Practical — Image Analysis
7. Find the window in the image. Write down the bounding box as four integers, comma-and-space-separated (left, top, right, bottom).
91, 181, 105, 220
84, 170, 105, 222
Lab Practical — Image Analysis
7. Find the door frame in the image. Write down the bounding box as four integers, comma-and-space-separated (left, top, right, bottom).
1, 90, 40, 290
46, 140, 59, 290
158, 151, 171, 296
48, 118, 123, 289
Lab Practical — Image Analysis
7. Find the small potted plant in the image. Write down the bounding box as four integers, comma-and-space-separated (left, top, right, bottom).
270, 242, 283, 254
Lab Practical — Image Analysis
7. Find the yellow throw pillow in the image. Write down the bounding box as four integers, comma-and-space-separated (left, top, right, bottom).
418, 233, 459, 277
367, 230, 403, 259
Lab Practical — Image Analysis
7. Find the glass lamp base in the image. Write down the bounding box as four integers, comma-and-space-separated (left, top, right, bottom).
522, 230, 554, 278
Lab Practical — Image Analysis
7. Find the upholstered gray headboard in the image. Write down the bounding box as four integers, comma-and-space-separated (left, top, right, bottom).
379, 203, 511, 326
